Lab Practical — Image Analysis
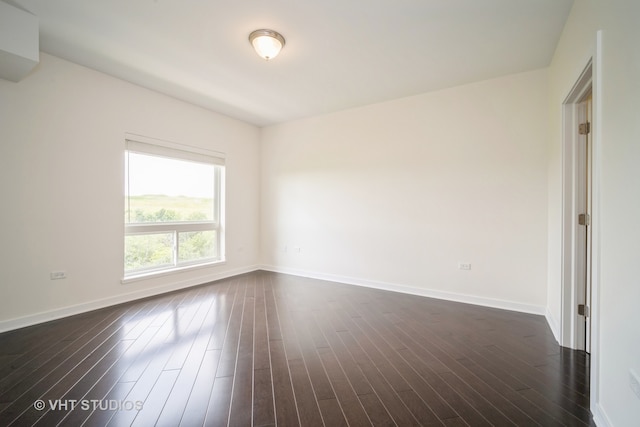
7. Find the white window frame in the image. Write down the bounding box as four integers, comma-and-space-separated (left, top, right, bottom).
123, 134, 225, 281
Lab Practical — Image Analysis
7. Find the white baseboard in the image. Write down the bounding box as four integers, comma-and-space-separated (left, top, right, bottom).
260, 265, 546, 316
545, 307, 561, 344
0, 265, 260, 333
592, 403, 612, 427
0, 264, 550, 333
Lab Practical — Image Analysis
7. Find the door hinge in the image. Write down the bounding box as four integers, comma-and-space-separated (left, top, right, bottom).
578, 304, 590, 317
579, 122, 591, 135
578, 213, 590, 226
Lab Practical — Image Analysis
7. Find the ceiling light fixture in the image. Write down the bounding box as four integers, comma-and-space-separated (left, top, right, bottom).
249, 29, 285, 61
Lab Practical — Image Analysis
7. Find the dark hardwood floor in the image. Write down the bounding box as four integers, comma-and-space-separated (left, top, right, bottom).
0, 271, 594, 426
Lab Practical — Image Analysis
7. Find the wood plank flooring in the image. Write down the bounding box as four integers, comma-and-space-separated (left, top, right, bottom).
0, 271, 594, 426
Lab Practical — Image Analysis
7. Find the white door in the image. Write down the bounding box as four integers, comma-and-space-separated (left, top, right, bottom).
575, 92, 592, 353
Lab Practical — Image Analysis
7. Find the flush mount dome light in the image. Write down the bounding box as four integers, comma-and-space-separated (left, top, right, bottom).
249, 29, 285, 60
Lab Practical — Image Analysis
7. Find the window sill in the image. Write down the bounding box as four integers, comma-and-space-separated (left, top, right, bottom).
121, 259, 226, 284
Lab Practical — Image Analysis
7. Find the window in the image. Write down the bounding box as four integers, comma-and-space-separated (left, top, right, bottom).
124, 137, 224, 278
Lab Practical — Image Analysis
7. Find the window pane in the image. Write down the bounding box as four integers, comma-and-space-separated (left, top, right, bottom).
125, 233, 174, 272
178, 230, 217, 263
126, 152, 215, 223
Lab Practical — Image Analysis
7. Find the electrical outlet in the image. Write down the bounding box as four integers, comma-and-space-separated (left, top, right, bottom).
458, 263, 471, 270
630, 369, 640, 400
50, 271, 66, 280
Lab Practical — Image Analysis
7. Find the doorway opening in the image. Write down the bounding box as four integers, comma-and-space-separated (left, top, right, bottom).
561, 60, 593, 352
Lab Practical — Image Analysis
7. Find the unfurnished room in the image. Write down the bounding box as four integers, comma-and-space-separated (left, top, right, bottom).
0, 0, 639, 426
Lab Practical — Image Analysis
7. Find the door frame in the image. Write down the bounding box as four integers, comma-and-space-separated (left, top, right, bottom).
561, 62, 592, 351
561, 65, 595, 350
560, 32, 603, 414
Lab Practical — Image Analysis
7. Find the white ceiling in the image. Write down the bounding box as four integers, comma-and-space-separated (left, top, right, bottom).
8, 0, 573, 127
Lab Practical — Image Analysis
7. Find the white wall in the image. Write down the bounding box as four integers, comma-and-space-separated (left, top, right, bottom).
593, 1, 640, 425
548, 1, 640, 425
546, 0, 597, 346
261, 69, 550, 313
0, 53, 261, 330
